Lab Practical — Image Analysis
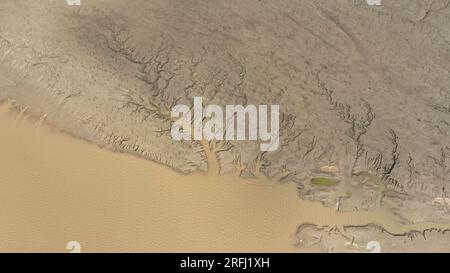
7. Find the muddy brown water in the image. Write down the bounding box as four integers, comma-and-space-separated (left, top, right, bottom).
0, 103, 446, 252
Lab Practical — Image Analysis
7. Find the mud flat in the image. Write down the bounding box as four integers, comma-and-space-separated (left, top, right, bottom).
0, 0, 449, 251
0, 0, 449, 226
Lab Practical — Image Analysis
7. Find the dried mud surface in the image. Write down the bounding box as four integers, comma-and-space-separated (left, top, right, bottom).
0, 0, 449, 252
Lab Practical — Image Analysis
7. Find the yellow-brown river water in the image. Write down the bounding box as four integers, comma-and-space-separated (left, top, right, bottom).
0, 103, 445, 252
